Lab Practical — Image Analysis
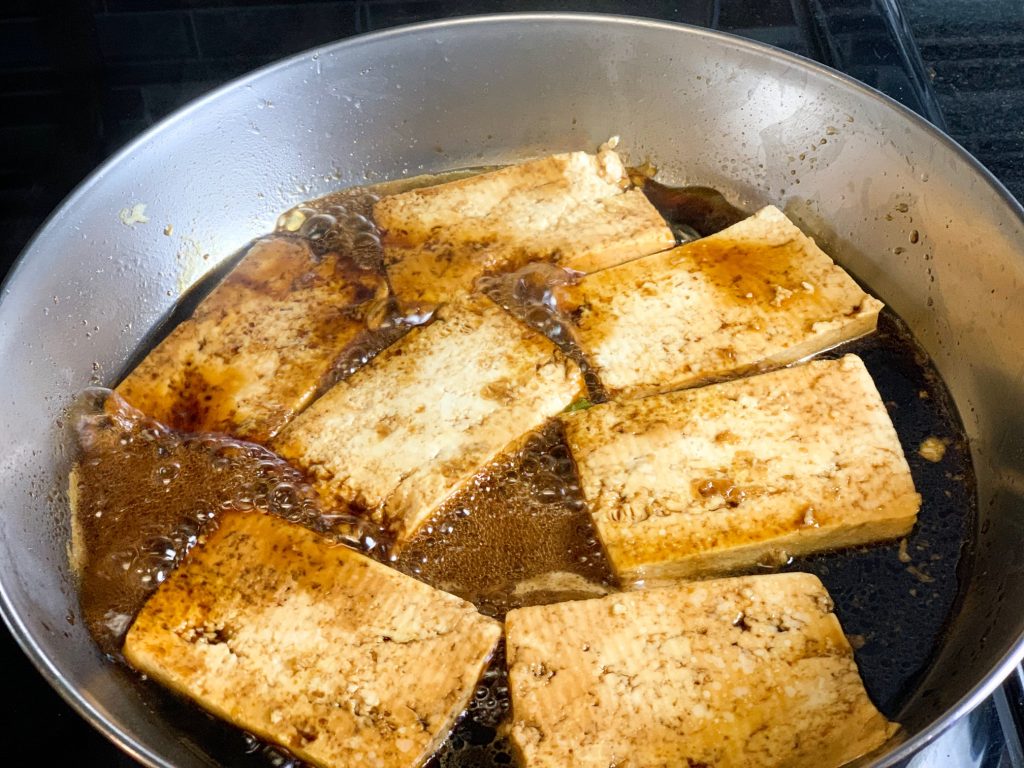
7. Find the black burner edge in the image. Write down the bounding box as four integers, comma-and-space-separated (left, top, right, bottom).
877, 0, 949, 128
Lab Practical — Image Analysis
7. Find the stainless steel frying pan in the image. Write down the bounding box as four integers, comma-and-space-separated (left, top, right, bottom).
2, 13, 1023, 768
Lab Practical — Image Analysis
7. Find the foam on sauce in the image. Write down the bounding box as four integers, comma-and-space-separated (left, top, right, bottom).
393, 420, 614, 618
70, 389, 377, 655
69, 170, 976, 767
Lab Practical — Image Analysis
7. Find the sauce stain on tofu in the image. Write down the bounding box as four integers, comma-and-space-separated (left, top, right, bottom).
272, 294, 585, 544
124, 510, 502, 768
554, 205, 883, 399
505, 572, 898, 768
374, 149, 675, 305
562, 355, 921, 584
117, 235, 392, 443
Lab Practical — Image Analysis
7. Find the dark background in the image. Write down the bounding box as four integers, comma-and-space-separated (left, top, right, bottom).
3, 0, 1022, 279
2, 0, 1021, 765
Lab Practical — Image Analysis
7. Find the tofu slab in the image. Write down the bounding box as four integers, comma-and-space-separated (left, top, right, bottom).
555, 205, 883, 399
124, 511, 502, 768
562, 355, 920, 584
117, 236, 389, 443
374, 149, 675, 304
273, 294, 584, 543
506, 572, 898, 768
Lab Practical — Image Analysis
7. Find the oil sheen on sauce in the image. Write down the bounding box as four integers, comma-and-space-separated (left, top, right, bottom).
69, 172, 976, 768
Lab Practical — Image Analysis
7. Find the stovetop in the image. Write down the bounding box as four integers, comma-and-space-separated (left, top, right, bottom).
3, 1, 1022, 765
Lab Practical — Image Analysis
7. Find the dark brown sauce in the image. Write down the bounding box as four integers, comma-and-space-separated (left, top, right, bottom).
70, 389, 380, 656
70, 172, 976, 768
394, 421, 614, 619
633, 175, 748, 241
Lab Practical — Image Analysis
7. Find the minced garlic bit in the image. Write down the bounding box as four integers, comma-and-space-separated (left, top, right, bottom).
630, 158, 659, 182
907, 565, 935, 584
118, 203, 149, 226
897, 538, 912, 564
918, 436, 947, 463
595, 135, 628, 188
771, 285, 794, 307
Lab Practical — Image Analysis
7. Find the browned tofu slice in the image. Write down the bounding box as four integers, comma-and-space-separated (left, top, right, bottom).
562, 355, 920, 584
272, 294, 584, 544
116, 236, 389, 443
506, 572, 898, 768
374, 149, 675, 305
124, 511, 502, 768
555, 205, 883, 399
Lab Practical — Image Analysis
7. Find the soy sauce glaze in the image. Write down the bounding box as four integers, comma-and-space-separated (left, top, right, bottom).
69, 172, 975, 768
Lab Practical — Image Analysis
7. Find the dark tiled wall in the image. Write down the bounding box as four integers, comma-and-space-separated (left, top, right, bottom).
0, 3, 357, 273
901, 0, 1024, 199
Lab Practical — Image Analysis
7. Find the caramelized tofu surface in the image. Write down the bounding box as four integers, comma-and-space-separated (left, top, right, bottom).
505, 572, 898, 768
124, 511, 502, 768
116, 236, 389, 442
273, 294, 584, 543
555, 205, 883, 399
374, 150, 674, 304
562, 355, 920, 584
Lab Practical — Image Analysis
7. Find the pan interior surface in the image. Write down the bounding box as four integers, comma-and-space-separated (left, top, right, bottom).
1, 14, 1023, 768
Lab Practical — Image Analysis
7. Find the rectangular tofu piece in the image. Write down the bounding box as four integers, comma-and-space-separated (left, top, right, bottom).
124, 511, 502, 768
374, 149, 675, 304
506, 572, 898, 768
116, 236, 390, 443
562, 355, 920, 584
272, 293, 584, 543
555, 205, 883, 399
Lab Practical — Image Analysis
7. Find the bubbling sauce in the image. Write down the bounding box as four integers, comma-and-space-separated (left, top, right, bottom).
69, 170, 976, 768
394, 421, 614, 618
70, 388, 378, 655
